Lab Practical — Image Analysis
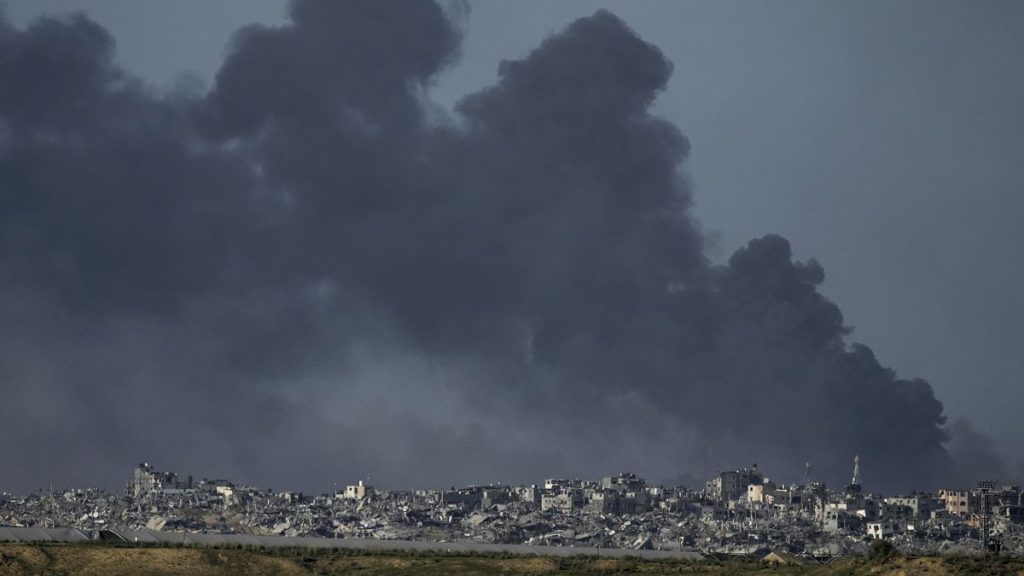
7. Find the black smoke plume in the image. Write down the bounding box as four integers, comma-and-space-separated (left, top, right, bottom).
0, 1, 992, 493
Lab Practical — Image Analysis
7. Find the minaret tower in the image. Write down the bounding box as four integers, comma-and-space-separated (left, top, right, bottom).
845, 454, 862, 497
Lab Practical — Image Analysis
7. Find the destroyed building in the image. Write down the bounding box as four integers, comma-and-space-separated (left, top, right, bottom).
706, 466, 763, 502
3, 461, 1024, 558
131, 463, 192, 498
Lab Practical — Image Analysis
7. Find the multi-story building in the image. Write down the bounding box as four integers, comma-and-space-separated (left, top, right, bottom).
541, 488, 584, 512
747, 480, 776, 505
938, 489, 971, 516
884, 495, 938, 519
706, 467, 763, 502
598, 473, 649, 514
131, 463, 191, 498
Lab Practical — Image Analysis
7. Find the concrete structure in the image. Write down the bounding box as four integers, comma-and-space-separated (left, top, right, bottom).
441, 487, 483, 508
131, 463, 191, 498
938, 489, 971, 516
214, 485, 236, 505
866, 521, 894, 540
706, 467, 762, 502
481, 487, 511, 508
540, 489, 584, 513
341, 481, 374, 500
597, 473, 649, 514
885, 495, 937, 519
747, 480, 776, 505
7, 461, 1024, 557
544, 479, 569, 491
766, 486, 802, 512
514, 485, 540, 504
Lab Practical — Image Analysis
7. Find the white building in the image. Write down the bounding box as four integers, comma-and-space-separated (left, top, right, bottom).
341, 480, 374, 500
866, 521, 894, 540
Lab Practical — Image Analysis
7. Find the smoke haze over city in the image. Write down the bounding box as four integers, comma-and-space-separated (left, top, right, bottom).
0, 0, 1021, 495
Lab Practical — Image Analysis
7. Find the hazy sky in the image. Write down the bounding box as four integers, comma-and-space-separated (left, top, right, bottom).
1, 0, 1021, 491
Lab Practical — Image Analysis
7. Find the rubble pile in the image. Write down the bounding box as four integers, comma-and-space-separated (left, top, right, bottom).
2, 464, 1022, 558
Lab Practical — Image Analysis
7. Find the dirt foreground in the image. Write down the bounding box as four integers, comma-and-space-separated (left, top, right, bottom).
2, 543, 1024, 575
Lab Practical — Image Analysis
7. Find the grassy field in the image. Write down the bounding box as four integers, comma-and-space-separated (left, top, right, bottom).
2, 543, 1024, 575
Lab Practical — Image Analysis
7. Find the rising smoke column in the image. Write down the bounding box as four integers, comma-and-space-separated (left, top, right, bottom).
0, 1, 979, 493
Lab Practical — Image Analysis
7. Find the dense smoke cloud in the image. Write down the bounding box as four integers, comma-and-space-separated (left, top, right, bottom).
0, 1, 997, 494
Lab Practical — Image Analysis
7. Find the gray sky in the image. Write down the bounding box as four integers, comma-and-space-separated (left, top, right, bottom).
2, 0, 1021, 491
